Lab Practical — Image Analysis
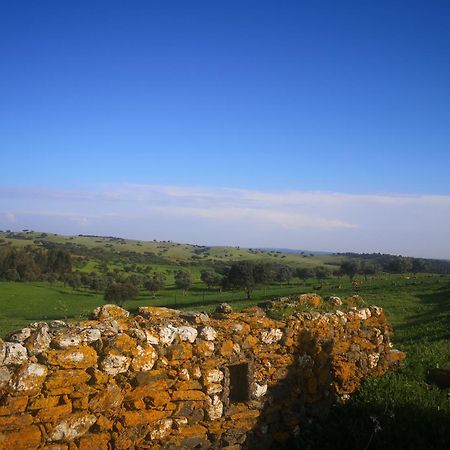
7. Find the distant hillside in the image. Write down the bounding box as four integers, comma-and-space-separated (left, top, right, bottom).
0, 230, 345, 269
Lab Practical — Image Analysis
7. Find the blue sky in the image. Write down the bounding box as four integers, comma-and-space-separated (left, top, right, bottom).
1, 1, 450, 257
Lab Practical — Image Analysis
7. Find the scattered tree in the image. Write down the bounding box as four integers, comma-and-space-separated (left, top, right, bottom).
144, 272, 166, 297
104, 282, 139, 307
175, 270, 192, 295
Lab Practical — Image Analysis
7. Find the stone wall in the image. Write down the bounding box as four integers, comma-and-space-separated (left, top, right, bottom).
0, 295, 405, 449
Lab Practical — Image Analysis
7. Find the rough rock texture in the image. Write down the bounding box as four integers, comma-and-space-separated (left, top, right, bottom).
0, 297, 404, 449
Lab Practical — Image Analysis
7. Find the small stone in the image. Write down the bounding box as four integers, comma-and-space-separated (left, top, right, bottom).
149, 418, 173, 440
177, 326, 198, 343
4, 342, 28, 365
158, 325, 178, 345
200, 326, 217, 341
326, 296, 343, 306
26, 323, 52, 355
49, 413, 97, 442
14, 362, 48, 394
254, 383, 267, 398
206, 395, 223, 420
203, 369, 224, 384
131, 344, 158, 371
91, 304, 130, 321
8, 327, 32, 343
100, 353, 130, 376
215, 303, 232, 314
260, 329, 283, 344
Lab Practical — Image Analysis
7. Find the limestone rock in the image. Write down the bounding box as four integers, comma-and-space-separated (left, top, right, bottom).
8, 327, 32, 343
92, 304, 130, 321
260, 328, 283, 344
177, 326, 198, 343
49, 413, 97, 442
200, 326, 217, 341
325, 296, 343, 307
100, 353, 130, 376
25, 323, 52, 355
206, 395, 223, 420
45, 346, 97, 369
215, 303, 232, 314
4, 342, 28, 365
14, 362, 48, 394
131, 344, 157, 371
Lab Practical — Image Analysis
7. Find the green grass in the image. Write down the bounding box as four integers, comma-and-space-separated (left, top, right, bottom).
0, 274, 449, 448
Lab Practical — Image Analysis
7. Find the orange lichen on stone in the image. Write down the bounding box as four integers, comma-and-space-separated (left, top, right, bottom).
0, 299, 404, 449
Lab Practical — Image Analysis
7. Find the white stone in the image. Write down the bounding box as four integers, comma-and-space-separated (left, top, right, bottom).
15, 363, 48, 392
27, 323, 52, 355
145, 329, 160, 345
200, 326, 217, 341
100, 354, 131, 376
232, 343, 241, 354
191, 365, 202, 379
52, 332, 82, 348
49, 414, 97, 442
254, 383, 268, 398
206, 395, 223, 420
206, 383, 222, 395
149, 419, 173, 440
50, 320, 68, 328
80, 328, 102, 344
131, 345, 158, 371
177, 326, 198, 343
8, 327, 32, 343
179, 368, 190, 381
130, 327, 146, 342
370, 306, 383, 316
204, 368, 224, 384
327, 296, 343, 306
260, 328, 283, 344
4, 342, 28, 365
158, 325, 178, 345
368, 353, 380, 369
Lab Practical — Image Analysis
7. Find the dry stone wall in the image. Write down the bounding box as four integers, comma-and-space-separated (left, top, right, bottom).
0, 295, 405, 449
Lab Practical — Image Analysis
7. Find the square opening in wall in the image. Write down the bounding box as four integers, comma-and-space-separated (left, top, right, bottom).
228, 363, 250, 403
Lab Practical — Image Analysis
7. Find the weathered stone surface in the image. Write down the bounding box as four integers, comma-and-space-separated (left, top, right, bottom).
200, 326, 217, 341
100, 353, 130, 376
177, 326, 198, 343
3, 343, 27, 365
89, 381, 124, 412
0, 424, 41, 449
206, 395, 223, 420
25, 323, 52, 355
260, 328, 283, 344
78, 433, 109, 450
49, 413, 97, 442
172, 390, 207, 401
92, 304, 130, 321
36, 403, 72, 422
45, 369, 90, 390
13, 362, 47, 394
7, 328, 32, 343
0, 298, 403, 449
122, 410, 167, 426
0, 367, 12, 392
131, 344, 157, 371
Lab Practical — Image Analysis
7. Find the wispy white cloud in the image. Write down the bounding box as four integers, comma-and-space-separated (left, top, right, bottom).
0, 184, 449, 258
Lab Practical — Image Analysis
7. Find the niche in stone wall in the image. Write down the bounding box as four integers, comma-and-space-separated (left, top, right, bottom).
228, 363, 250, 403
